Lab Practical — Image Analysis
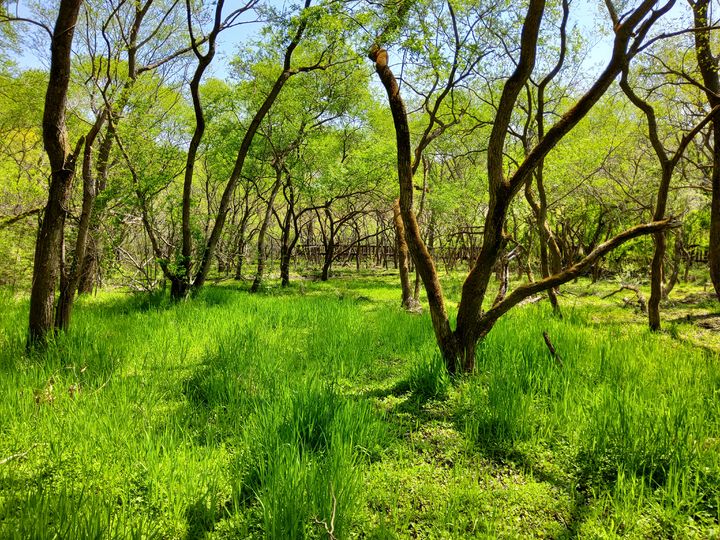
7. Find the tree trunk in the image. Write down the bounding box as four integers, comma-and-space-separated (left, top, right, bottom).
193, 0, 313, 291
620, 56, 716, 330
280, 209, 292, 287
250, 175, 282, 292
525, 177, 562, 314
392, 198, 420, 312
77, 241, 98, 294
321, 238, 334, 281
280, 248, 291, 286
709, 122, 720, 301
56, 111, 107, 330
28, 0, 84, 347
370, 0, 665, 373
178, 2, 225, 299
691, 0, 720, 302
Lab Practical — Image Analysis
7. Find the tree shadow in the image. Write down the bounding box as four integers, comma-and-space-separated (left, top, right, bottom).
184, 495, 233, 540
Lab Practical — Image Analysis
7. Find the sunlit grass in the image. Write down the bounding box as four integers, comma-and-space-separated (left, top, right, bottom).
0, 274, 718, 538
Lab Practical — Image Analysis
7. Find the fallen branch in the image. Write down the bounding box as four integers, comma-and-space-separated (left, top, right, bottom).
0, 443, 43, 465
519, 295, 543, 306
313, 490, 337, 540
543, 331, 563, 367
602, 285, 647, 313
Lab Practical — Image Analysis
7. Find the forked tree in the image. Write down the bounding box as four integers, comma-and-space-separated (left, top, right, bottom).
371, 0, 677, 373
619, 62, 717, 331
26, 0, 202, 337
27, 0, 84, 346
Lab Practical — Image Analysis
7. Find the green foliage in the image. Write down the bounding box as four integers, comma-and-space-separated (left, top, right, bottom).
233, 379, 385, 538
407, 354, 450, 401
1, 276, 719, 538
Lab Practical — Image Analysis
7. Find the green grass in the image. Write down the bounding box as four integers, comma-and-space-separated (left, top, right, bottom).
0, 274, 719, 538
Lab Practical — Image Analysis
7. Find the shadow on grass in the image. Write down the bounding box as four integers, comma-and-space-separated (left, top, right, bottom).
184, 494, 234, 540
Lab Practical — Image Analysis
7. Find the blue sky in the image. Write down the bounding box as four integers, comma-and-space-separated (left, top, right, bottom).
7, 0, 693, 81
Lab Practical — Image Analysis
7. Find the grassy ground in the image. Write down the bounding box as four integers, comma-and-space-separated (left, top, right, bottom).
0, 271, 719, 539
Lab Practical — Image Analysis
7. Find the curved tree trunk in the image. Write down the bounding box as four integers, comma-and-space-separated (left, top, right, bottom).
28, 0, 84, 347
193, 0, 313, 291
620, 56, 717, 331
370, 0, 666, 373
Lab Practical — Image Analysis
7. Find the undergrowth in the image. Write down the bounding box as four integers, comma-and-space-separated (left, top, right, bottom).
0, 275, 718, 538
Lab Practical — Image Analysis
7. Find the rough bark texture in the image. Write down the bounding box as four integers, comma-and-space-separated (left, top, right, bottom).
691, 0, 720, 302
370, 46, 458, 367
28, 0, 84, 346
454, 0, 546, 371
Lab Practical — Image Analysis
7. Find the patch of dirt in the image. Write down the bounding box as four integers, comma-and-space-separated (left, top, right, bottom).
671, 291, 716, 305
696, 316, 720, 331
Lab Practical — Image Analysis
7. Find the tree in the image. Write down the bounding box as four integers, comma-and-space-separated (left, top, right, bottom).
689, 0, 720, 301
371, 0, 677, 373
619, 51, 716, 330
27, 0, 84, 346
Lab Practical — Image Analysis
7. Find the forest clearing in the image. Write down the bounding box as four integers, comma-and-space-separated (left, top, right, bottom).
1, 274, 719, 538
2, 0, 720, 537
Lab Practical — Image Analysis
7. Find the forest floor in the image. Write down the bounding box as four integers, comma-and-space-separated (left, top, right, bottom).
0, 272, 719, 539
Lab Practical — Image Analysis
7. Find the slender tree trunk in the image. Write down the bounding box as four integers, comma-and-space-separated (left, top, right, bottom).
280, 209, 293, 287
175, 0, 227, 299
525, 177, 561, 314
250, 174, 282, 292
528, 0, 568, 315
56, 111, 107, 330
77, 240, 98, 294
392, 198, 420, 312
28, 0, 84, 347
193, 0, 313, 291
413, 157, 430, 302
